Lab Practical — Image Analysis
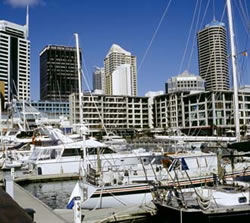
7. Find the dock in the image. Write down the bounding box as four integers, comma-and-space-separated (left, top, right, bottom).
14, 183, 68, 223
12, 180, 156, 223
55, 203, 156, 223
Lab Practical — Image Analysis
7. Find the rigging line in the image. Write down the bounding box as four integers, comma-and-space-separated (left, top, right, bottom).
243, 0, 250, 22
82, 67, 108, 135
239, 0, 250, 31
228, 4, 243, 88
138, 0, 172, 72
78, 37, 108, 135
238, 40, 250, 85
199, 0, 211, 30
178, 0, 199, 75
187, 0, 203, 71
183, 0, 210, 134
235, 1, 250, 36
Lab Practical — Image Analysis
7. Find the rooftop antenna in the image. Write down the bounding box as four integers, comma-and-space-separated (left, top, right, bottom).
212, 0, 216, 21
26, 4, 29, 39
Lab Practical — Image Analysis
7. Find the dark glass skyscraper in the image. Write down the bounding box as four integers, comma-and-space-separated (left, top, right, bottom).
197, 21, 229, 91
40, 45, 80, 101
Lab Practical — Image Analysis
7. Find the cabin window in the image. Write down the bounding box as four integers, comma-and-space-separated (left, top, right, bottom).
62, 148, 81, 157
87, 147, 115, 155
239, 197, 247, 203
16, 131, 33, 138
181, 158, 189, 170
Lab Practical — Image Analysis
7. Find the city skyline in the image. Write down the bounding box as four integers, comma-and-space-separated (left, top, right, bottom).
0, 0, 249, 100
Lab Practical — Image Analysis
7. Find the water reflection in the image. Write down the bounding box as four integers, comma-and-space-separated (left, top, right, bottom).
23, 180, 77, 209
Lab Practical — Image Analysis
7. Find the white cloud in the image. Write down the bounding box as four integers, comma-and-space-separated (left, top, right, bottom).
5, 0, 43, 7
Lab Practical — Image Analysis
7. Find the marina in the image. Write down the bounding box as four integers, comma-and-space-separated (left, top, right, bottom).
0, 0, 250, 222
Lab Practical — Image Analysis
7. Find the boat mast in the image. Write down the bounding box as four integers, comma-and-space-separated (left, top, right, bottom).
226, 0, 240, 142
74, 33, 83, 128
74, 33, 87, 172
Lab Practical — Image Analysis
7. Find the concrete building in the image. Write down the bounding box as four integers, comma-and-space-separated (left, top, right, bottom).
112, 64, 132, 96
93, 67, 105, 93
197, 20, 229, 91
0, 18, 30, 103
166, 70, 205, 93
40, 45, 80, 101
154, 88, 250, 136
69, 93, 150, 133
104, 44, 137, 96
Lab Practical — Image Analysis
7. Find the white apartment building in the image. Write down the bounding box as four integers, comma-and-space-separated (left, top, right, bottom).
104, 44, 137, 96
69, 93, 150, 132
112, 64, 132, 96
0, 19, 30, 103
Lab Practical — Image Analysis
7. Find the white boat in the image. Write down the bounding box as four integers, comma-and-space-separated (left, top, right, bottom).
27, 139, 163, 176
67, 148, 250, 209
26, 125, 164, 175
153, 181, 250, 223
102, 132, 128, 151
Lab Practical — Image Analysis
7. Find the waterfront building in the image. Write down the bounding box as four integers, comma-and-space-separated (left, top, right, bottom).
166, 70, 205, 93
0, 17, 30, 103
154, 88, 250, 136
145, 91, 164, 129
40, 45, 80, 101
197, 20, 229, 91
69, 93, 150, 133
93, 67, 105, 93
104, 44, 137, 96
112, 64, 132, 96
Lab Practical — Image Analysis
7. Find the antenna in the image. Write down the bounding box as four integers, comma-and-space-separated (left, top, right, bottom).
26, 5, 29, 39
212, 0, 216, 21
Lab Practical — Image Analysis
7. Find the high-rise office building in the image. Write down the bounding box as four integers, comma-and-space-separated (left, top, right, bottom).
40, 45, 80, 101
93, 67, 105, 93
197, 20, 229, 91
0, 11, 30, 103
104, 44, 137, 96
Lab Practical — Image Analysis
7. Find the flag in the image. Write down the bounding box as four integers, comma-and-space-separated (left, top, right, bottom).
242, 51, 248, 56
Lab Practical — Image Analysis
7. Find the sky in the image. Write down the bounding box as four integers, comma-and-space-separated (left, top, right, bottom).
0, 0, 249, 100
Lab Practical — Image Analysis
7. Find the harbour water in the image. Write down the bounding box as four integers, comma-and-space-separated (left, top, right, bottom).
22, 179, 165, 222
22, 180, 77, 209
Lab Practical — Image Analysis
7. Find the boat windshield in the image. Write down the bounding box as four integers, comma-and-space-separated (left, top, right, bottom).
30, 148, 61, 161
16, 131, 33, 138
8, 131, 18, 136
